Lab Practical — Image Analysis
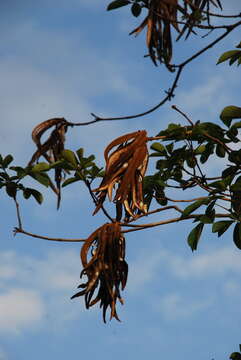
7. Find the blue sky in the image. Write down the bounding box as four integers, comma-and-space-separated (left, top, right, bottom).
0, 1, 241, 359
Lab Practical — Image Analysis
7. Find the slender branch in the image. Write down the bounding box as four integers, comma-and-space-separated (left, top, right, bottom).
147, 136, 167, 141
122, 205, 183, 225
13, 197, 23, 230
84, 179, 114, 222
172, 105, 194, 126
121, 213, 231, 233
166, 195, 230, 203
66, 19, 241, 125
13, 227, 85, 242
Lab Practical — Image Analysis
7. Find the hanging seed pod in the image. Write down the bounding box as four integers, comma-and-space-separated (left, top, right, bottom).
28, 118, 68, 208
93, 130, 149, 219
71, 222, 128, 322
129, 0, 222, 68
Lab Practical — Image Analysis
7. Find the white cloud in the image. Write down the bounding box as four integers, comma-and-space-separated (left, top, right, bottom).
127, 245, 241, 294
0, 249, 83, 334
166, 247, 241, 279
157, 293, 212, 320
0, 289, 45, 334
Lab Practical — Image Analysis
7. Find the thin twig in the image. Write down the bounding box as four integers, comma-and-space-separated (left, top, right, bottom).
66, 19, 241, 125
14, 197, 23, 230
84, 180, 114, 222
13, 227, 85, 242
172, 105, 194, 126
121, 213, 231, 233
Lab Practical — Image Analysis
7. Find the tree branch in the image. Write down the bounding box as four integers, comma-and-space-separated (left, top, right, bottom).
13, 227, 85, 242
65, 19, 241, 125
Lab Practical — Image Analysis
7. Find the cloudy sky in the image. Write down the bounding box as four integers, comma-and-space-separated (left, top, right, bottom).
1, 1, 241, 359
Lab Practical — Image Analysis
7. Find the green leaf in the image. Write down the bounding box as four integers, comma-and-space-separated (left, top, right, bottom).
182, 198, 210, 217
62, 149, 78, 167
29, 188, 43, 204
230, 353, 241, 360
2, 155, 14, 168
233, 223, 241, 250
166, 143, 174, 154
5, 182, 17, 198
0, 172, 10, 181
212, 221, 233, 237
32, 162, 50, 172
217, 50, 241, 64
107, 0, 129, 11
23, 188, 32, 199
76, 148, 84, 161
150, 142, 166, 153
199, 215, 213, 224
220, 106, 241, 127
62, 177, 81, 188
229, 52, 241, 65
131, 2, 141, 17
215, 144, 226, 158
29, 172, 50, 187
209, 180, 227, 191
194, 145, 206, 154
187, 223, 204, 251
10, 166, 27, 178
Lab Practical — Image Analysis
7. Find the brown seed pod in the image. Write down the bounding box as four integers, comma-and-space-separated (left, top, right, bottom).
28, 118, 68, 208
71, 222, 128, 323
130, 0, 222, 68
93, 130, 149, 219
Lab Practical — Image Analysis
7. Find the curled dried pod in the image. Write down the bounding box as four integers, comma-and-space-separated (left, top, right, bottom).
71, 222, 128, 322
93, 130, 149, 219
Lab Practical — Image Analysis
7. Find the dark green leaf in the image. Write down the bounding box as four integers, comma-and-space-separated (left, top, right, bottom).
10, 166, 27, 178
182, 198, 210, 217
131, 2, 141, 16
217, 50, 241, 64
233, 223, 241, 250
76, 148, 84, 161
5, 182, 17, 198
62, 177, 81, 188
199, 215, 213, 224
216, 144, 226, 158
212, 221, 233, 237
29, 189, 43, 204
0, 172, 10, 181
229, 52, 241, 65
29, 172, 50, 187
209, 180, 227, 191
23, 188, 32, 199
62, 150, 78, 167
2, 155, 14, 168
187, 223, 204, 251
220, 106, 241, 127
222, 166, 237, 178
230, 353, 241, 360
107, 0, 129, 11
166, 143, 174, 154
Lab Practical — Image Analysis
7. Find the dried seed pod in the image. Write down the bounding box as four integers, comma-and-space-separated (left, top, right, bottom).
28, 118, 68, 208
71, 222, 128, 323
130, 0, 222, 68
93, 130, 149, 220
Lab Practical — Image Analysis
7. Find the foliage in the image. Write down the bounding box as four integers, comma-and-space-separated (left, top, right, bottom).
1, 0, 241, 328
